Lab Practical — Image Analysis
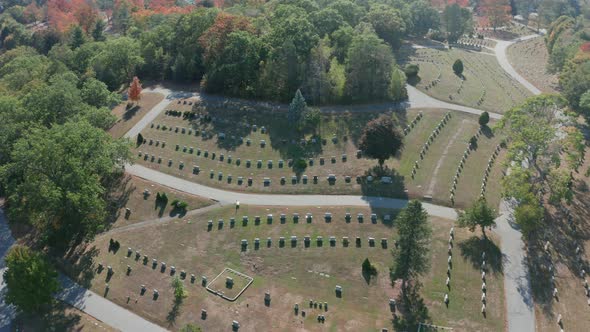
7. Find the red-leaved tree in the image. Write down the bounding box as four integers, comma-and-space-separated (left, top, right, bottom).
128, 77, 142, 105
198, 12, 255, 68
480, 0, 511, 31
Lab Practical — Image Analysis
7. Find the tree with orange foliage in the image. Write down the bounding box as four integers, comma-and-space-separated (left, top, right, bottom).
480, 0, 511, 31
198, 12, 255, 68
47, 0, 100, 33
128, 76, 142, 105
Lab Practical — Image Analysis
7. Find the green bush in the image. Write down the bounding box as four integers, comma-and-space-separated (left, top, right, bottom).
294, 158, 307, 171
478, 111, 490, 126
453, 59, 464, 76
404, 64, 420, 78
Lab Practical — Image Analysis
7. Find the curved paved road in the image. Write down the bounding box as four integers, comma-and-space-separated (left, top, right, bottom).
493, 35, 542, 96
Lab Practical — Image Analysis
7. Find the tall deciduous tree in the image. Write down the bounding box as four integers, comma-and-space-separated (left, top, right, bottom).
358, 114, 403, 166
443, 4, 472, 42
480, 0, 512, 31
367, 4, 406, 49
391, 200, 432, 287
4, 246, 60, 313
128, 76, 142, 105
1, 121, 131, 248
457, 198, 496, 238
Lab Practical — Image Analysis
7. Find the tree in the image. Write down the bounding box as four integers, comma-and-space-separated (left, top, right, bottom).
69, 25, 85, 49
128, 76, 142, 105
560, 60, 590, 113
4, 246, 60, 313
358, 114, 404, 166
288, 89, 307, 125
81, 77, 121, 108
92, 19, 106, 41
580, 90, 590, 113
514, 202, 543, 239
453, 59, 464, 76
443, 4, 472, 42
410, 1, 440, 37
478, 111, 490, 126
362, 258, 377, 278
91, 37, 144, 90
171, 276, 188, 301
457, 198, 496, 238
392, 200, 432, 287
480, 0, 512, 31
179, 324, 202, 332
344, 31, 397, 102
367, 4, 406, 49
404, 64, 420, 79
1, 121, 131, 248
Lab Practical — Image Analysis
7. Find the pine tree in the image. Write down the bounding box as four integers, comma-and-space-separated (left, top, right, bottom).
288, 89, 307, 125
70, 25, 85, 49
128, 76, 142, 105
392, 200, 432, 288
92, 20, 106, 41
453, 59, 464, 76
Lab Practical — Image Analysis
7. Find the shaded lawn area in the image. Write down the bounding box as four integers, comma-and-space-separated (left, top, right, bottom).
109, 92, 165, 138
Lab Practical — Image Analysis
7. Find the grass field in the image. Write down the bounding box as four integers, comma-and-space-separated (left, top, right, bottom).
132, 100, 506, 209
507, 36, 559, 94
64, 204, 504, 331
109, 92, 165, 138
109, 175, 214, 229
399, 46, 531, 113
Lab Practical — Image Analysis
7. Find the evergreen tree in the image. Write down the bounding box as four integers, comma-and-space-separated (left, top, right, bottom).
288, 89, 307, 125
479, 111, 490, 126
92, 20, 106, 42
70, 25, 85, 49
392, 200, 432, 288
453, 59, 464, 76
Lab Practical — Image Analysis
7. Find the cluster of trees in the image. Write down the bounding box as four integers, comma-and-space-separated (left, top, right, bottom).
0, 0, 453, 104
499, 95, 583, 238
544, 14, 590, 115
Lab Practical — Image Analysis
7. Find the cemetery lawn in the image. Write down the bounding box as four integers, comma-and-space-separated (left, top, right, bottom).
109, 175, 214, 229
12, 300, 116, 332
134, 101, 506, 209
399, 46, 531, 113
64, 205, 504, 331
507, 36, 559, 93
530, 156, 590, 332
109, 92, 165, 138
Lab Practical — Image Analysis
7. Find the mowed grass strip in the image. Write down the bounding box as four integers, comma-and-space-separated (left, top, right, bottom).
421, 222, 504, 332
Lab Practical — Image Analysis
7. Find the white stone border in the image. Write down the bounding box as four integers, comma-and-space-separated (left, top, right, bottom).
206, 267, 253, 301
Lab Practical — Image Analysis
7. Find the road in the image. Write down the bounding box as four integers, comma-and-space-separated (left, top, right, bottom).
493, 35, 542, 96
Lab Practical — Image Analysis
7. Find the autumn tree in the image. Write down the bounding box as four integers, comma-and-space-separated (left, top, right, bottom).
128, 76, 142, 105
199, 12, 255, 69
358, 114, 404, 166
480, 0, 511, 31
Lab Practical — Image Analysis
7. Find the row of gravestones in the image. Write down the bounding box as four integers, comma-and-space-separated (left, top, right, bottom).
449, 129, 482, 205
443, 227, 454, 307
150, 121, 345, 148
412, 112, 452, 179
208, 212, 390, 231
479, 144, 503, 198
137, 150, 357, 187
240, 235, 389, 249
403, 112, 424, 136
451, 42, 483, 52
411, 59, 442, 90
116, 245, 212, 301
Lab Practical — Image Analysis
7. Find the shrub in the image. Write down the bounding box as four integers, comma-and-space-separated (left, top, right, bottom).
294, 158, 307, 171
453, 59, 464, 76
479, 111, 490, 126
404, 64, 420, 78
362, 258, 377, 276
171, 199, 180, 207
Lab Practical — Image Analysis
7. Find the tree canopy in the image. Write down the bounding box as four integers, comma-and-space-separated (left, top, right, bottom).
457, 198, 497, 238
358, 114, 404, 165
4, 245, 60, 313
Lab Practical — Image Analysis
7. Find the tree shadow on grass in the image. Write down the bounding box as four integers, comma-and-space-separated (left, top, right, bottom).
458, 236, 503, 275
393, 283, 430, 331
166, 298, 184, 327
55, 245, 99, 289
103, 172, 134, 227
481, 125, 494, 139
122, 105, 141, 121
360, 166, 408, 201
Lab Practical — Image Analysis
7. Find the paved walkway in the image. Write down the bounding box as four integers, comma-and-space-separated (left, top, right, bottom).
494, 200, 535, 332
